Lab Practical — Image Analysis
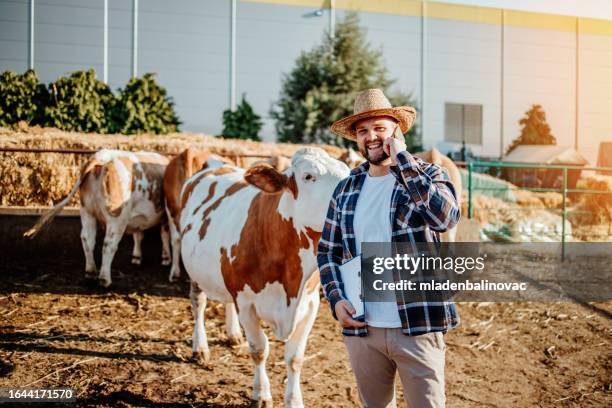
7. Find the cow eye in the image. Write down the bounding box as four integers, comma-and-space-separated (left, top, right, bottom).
302, 173, 316, 182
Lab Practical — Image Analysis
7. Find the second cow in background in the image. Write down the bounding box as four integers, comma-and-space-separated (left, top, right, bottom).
25, 149, 170, 287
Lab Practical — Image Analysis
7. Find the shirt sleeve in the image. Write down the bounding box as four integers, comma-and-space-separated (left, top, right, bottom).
395, 150, 461, 232
316, 181, 347, 320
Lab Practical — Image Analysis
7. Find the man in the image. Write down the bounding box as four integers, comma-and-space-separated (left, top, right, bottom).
317, 89, 460, 407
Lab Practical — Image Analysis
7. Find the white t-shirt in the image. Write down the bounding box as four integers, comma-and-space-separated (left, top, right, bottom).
353, 171, 402, 328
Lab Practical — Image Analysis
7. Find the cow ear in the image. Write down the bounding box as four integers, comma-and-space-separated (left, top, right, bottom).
244, 164, 288, 193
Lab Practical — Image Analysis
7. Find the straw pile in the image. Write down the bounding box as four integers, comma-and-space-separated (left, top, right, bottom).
514, 190, 564, 209
568, 174, 612, 229
0, 124, 345, 206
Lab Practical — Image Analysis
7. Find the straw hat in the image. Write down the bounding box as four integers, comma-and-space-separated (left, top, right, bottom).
331, 89, 417, 141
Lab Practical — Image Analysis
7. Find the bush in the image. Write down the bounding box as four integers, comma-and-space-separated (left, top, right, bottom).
0, 69, 181, 134
271, 12, 421, 149
222, 94, 262, 141
44, 69, 116, 133
0, 69, 49, 127
114, 73, 180, 134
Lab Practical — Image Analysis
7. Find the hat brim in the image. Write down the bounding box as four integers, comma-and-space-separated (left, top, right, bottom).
330, 106, 417, 141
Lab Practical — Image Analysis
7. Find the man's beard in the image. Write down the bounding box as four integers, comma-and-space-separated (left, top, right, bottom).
359, 145, 389, 165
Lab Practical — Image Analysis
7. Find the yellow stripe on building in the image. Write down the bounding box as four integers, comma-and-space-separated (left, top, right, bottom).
242, 0, 612, 36
581, 17, 612, 36
505, 10, 575, 33
335, 0, 421, 16
241, 0, 324, 8
426, 2, 500, 25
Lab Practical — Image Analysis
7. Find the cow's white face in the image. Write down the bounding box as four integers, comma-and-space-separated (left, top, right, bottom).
290, 149, 349, 231
244, 148, 349, 232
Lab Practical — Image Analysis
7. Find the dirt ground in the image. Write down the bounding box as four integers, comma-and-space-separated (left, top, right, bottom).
0, 254, 610, 407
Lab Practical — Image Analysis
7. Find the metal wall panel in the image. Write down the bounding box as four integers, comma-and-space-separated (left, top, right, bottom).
137, 0, 230, 134
236, 1, 328, 141
424, 17, 502, 157
504, 25, 576, 157
0, 0, 29, 72
578, 33, 612, 165
33, 0, 104, 83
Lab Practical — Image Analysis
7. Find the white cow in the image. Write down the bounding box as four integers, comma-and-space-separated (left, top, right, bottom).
24, 149, 170, 287
180, 147, 349, 407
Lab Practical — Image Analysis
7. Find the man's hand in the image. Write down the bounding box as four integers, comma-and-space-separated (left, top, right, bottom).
335, 300, 367, 328
383, 134, 407, 165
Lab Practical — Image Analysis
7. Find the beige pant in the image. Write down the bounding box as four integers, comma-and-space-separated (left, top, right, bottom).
343, 327, 446, 408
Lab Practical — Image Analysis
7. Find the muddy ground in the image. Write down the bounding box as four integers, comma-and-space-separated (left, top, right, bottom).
1, 253, 611, 407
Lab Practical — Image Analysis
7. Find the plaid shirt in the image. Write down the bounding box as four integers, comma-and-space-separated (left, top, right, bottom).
317, 150, 461, 336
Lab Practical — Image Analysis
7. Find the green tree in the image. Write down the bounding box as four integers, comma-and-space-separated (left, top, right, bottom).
44, 69, 115, 133
505, 104, 556, 155
0, 69, 49, 127
222, 94, 262, 141
271, 12, 421, 149
114, 73, 180, 134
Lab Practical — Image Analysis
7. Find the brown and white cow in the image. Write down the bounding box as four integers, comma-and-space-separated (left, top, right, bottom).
180, 147, 349, 407
338, 147, 366, 169
250, 154, 292, 173
163, 148, 232, 283
24, 149, 170, 287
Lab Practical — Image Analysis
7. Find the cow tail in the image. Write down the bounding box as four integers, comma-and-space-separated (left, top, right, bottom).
23, 159, 97, 239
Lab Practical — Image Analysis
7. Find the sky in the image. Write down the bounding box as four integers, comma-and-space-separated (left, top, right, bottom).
437, 0, 612, 20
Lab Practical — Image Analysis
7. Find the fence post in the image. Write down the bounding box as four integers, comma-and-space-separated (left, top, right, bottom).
561, 167, 567, 261
467, 162, 473, 219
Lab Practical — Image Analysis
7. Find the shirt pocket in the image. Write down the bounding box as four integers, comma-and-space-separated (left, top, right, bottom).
395, 201, 421, 230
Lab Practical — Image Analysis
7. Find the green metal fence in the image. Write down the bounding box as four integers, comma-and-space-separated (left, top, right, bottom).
465, 161, 612, 259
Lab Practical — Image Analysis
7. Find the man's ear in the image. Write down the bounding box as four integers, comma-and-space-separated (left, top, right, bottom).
244, 163, 288, 193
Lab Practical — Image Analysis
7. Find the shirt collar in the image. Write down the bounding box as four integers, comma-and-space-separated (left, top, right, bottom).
350, 160, 402, 181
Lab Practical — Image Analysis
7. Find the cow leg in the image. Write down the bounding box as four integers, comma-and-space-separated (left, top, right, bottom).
283, 293, 319, 408
190, 281, 210, 363
225, 303, 243, 346
239, 304, 272, 406
98, 220, 127, 287
80, 209, 97, 279
131, 231, 143, 265
160, 222, 172, 266
167, 219, 181, 282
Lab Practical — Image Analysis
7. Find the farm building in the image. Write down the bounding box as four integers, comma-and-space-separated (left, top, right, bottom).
502, 145, 589, 188
0, 0, 611, 164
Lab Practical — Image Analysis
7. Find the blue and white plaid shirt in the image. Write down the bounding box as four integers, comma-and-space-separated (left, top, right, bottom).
317, 150, 461, 336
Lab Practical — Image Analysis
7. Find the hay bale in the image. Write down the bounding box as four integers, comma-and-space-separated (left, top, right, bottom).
0, 125, 345, 206
568, 174, 612, 229
513, 190, 565, 209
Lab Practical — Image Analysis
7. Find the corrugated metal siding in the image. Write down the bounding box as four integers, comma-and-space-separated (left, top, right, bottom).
107, 0, 132, 91
425, 17, 502, 157
137, 0, 230, 135
0, 0, 29, 72
578, 33, 612, 165
503, 26, 577, 155
33, 0, 104, 83
236, 1, 328, 141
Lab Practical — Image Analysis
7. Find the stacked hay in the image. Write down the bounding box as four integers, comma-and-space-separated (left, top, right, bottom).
514, 190, 564, 209
461, 192, 570, 242
0, 151, 83, 206
0, 124, 345, 158
568, 175, 612, 239
0, 125, 345, 206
